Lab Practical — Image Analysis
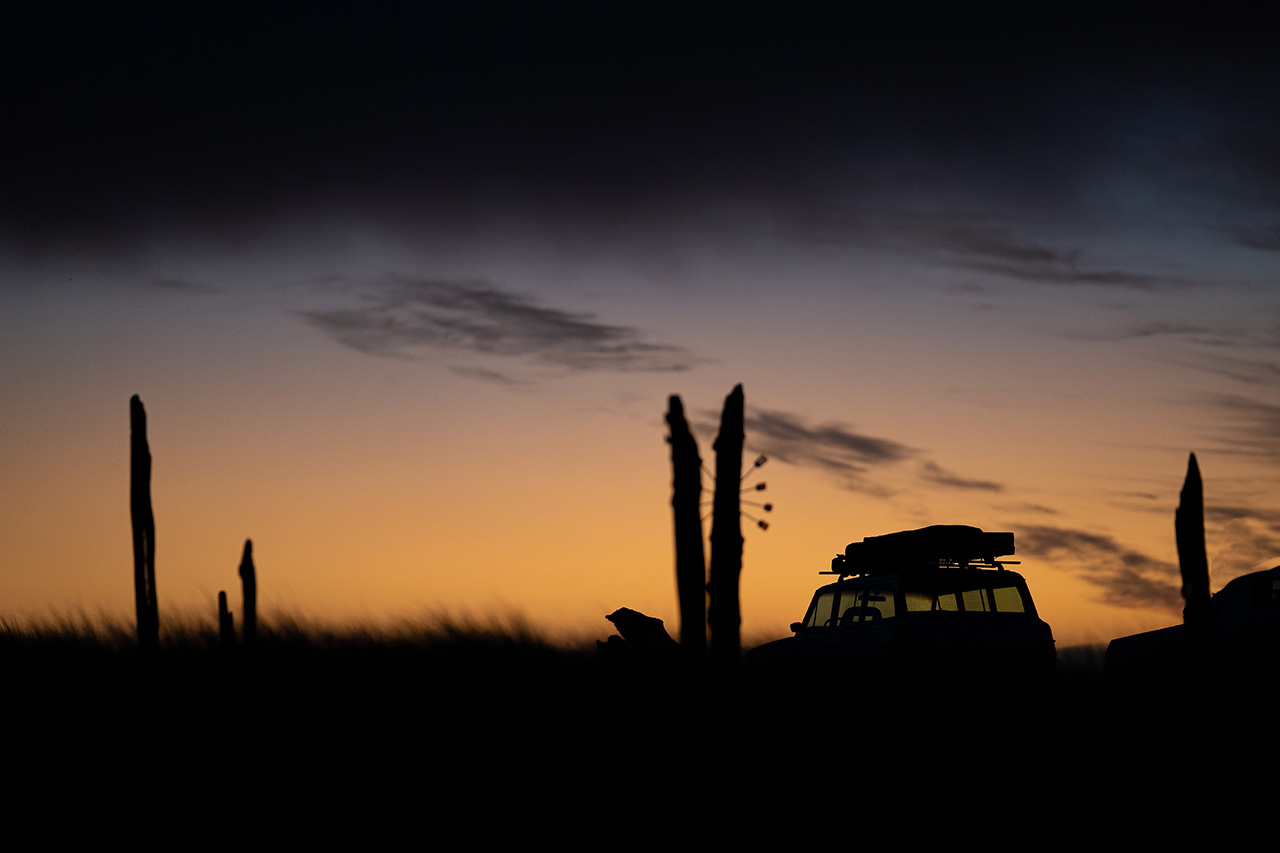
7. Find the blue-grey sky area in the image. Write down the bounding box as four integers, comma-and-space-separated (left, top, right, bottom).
2, 3, 1279, 639
6, 4, 1277, 255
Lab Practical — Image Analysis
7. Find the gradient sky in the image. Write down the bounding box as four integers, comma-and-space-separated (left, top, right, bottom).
3, 4, 1279, 647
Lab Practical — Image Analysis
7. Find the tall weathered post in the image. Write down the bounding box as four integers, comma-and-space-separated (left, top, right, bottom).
708, 384, 744, 664
218, 591, 234, 647
1176, 453, 1211, 647
666, 395, 706, 656
239, 539, 257, 645
130, 395, 159, 650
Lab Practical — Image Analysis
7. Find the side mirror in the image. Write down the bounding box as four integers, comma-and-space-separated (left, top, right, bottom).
790, 622, 804, 634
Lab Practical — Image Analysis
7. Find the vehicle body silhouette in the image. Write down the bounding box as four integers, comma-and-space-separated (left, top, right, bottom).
1105, 455, 1280, 674
1106, 563, 1280, 673
749, 525, 1056, 671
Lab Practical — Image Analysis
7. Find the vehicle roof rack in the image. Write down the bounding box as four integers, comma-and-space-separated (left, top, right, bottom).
825, 525, 1016, 577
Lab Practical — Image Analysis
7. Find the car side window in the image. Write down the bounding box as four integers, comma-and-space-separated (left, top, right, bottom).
904, 592, 932, 611
813, 576, 1031, 626
828, 583, 896, 624
906, 584, 1027, 612
860, 583, 895, 620
807, 591, 837, 628
838, 586, 864, 625
959, 585, 1028, 613
991, 586, 1026, 613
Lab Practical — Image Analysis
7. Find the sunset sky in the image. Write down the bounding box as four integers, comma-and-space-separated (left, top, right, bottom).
3, 4, 1278, 647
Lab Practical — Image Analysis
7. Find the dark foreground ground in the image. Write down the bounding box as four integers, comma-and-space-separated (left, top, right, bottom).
3, 624, 1276, 849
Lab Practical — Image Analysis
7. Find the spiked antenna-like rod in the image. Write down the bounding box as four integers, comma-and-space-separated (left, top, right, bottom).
130, 395, 159, 650
666, 396, 707, 654
1176, 453, 1211, 641
239, 539, 257, 645
709, 384, 744, 664
739, 455, 766, 482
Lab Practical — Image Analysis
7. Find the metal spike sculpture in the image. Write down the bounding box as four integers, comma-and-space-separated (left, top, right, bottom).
708, 384, 745, 664
239, 539, 257, 645
1176, 453, 1211, 646
666, 396, 707, 655
130, 395, 159, 650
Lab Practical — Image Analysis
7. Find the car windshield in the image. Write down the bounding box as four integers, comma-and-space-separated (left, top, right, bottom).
802, 582, 897, 628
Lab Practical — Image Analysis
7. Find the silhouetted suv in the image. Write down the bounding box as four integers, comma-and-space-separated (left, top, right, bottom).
749, 525, 1056, 671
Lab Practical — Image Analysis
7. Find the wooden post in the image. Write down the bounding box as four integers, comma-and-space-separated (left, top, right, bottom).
130, 395, 159, 650
239, 539, 257, 645
1176, 453, 1211, 645
708, 385, 744, 664
219, 591, 234, 647
666, 395, 707, 656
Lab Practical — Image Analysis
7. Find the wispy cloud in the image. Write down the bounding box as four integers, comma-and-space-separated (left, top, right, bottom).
447, 365, 528, 386
925, 224, 1180, 290
1205, 504, 1280, 528
302, 277, 696, 373
997, 502, 1059, 516
150, 277, 221, 294
919, 461, 1003, 492
777, 211, 1187, 290
743, 409, 913, 470
1210, 394, 1280, 466
731, 408, 914, 496
1020, 506, 1280, 606
1236, 226, 1280, 251
731, 408, 1004, 496
1071, 321, 1241, 346
1075, 320, 1280, 349
1184, 353, 1280, 386
1067, 319, 1280, 389
1015, 524, 1183, 613
1204, 504, 1280, 583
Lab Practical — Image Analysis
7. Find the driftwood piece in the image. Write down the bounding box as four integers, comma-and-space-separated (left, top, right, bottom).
666, 395, 706, 654
130, 395, 159, 650
604, 608, 679, 647
239, 539, 257, 645
1177, 453, 1211, 643
708, 384, 744, 664
599, 608, 680, 661
218, 591, 234, 647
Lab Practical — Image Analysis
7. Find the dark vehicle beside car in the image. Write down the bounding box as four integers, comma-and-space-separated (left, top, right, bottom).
748, 525, 1056, 671
1106, 563, 1280, 674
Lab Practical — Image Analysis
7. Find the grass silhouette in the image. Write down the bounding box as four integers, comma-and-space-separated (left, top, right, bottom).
3, 613, 1276, 847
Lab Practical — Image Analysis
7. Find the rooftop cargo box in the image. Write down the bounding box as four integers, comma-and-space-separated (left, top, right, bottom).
840, 525, 1014, 575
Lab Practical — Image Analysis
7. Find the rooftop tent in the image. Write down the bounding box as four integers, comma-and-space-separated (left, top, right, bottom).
842, 525, 1015, 574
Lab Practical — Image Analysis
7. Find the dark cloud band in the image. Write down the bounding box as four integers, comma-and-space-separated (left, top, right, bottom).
1015, 524, 1182, 613
303, 277, 695, 373
736, 408, 1003, 496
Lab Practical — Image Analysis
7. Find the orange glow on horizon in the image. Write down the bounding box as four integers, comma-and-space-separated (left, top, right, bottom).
3, 380, 1268, 655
